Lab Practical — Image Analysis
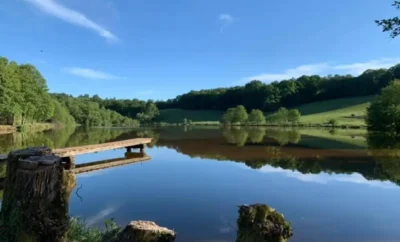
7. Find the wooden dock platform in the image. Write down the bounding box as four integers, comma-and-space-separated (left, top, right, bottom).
53, 138, 152, 157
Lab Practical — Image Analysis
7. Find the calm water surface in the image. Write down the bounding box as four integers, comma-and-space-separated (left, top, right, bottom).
1, 126, 400, 242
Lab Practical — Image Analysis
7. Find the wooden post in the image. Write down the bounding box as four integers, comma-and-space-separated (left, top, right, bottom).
1, 147, 75, 242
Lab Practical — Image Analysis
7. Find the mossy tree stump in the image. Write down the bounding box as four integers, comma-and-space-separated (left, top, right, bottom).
108, 221, 176, 242
237, 204, 293, 242
1, 147, 75, 242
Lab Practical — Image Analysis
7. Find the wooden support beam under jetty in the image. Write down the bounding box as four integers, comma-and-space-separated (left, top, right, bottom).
73, 153, 151, 174
53, 138, 152, 157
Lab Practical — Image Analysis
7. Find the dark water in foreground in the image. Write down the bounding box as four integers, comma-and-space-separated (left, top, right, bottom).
1, 126, 400, 242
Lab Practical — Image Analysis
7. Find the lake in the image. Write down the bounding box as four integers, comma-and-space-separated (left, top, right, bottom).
1, 126, 400, 242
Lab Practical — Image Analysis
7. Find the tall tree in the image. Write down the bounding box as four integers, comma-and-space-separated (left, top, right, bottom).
232, 105, 248, 124
376, 1, 400, 38
366, 80, 400, 134
248, 109, 266, 124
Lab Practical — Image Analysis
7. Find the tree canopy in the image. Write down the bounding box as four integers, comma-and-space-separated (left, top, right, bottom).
156, 64, 400, 113
0, 56, 139, 127
376, 1, 400, 38
0, 57, 54, 125
248, 109, 266, 124
52, 94, 139, 127
366, 80, 400, 134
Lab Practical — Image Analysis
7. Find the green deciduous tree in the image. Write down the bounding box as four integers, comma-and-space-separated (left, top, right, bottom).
287, 109, 301, 124
248, 109, 266, 124
221, 108, 235, 124
376, 1, 400, 38
366, 80, 400, 134
232, 105, 248, 124
136, 100, 160, 123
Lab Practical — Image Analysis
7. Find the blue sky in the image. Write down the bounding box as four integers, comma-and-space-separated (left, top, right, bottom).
0, 0, 399, 100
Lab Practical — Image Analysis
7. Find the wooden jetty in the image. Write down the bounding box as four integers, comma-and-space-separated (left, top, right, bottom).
53, 138, 152, 157
52, 138, 152, 168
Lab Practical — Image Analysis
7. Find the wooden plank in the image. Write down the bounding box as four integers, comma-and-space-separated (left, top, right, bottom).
53, 138, 152, 157
73, 155, 151, 174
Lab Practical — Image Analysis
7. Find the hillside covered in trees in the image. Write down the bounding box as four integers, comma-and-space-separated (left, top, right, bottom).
0, 57, 138, 127
155, 64, 400, 113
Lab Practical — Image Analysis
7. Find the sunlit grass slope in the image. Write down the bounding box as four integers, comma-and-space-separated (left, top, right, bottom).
298, 96, 374, 126
157, 96, 374, 126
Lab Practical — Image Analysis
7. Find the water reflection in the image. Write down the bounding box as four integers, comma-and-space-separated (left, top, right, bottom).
0, 127, 399, 188
0, 127, 398, 187
1, 126, 399, 241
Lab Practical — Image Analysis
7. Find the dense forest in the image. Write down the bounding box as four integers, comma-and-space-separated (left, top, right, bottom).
2, 55, 400, 127
52, 94, 160, 123
154, 64, 400, 112
54, 64, 400, 123
51, 94, 139, 126
0, 57, 138, 127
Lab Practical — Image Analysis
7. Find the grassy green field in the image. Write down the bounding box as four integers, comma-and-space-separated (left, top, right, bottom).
298, 96, 374, 126
157, 96, 374, 126
157, 109, 222, 123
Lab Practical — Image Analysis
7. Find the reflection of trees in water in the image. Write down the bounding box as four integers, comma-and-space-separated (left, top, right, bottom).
223, 127, 249, 147
367, 132, 400, 186
151, 127, 400, 186
264, 129, 300, 146
135, 129, 160, 147
248, 128, 266, 144
222, 127, 300, 146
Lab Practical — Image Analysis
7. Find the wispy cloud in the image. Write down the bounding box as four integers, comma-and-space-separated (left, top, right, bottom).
25, 0, 118, 42
219, 14, 235, 33
332, 58, 400, 75
86, 205, 119, 226
237, 58, 400, 84
255, 165, 398, 189
63, 67, 122, 80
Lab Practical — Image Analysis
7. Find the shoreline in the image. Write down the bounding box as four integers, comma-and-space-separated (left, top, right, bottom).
142, 122, 367, 129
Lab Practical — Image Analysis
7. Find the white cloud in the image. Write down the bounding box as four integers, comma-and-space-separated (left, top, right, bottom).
332, 58, 400, 75
238, 63, 330, 84
219, 14, 235, 32
63, 67, 122, 80
256, 165, 398, 189
237, 58, 400, 84
25, 0, 118, 42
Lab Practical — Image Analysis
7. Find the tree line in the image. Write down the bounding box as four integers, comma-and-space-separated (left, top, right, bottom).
64, 95, 160, 123
51, 94, 139, 126
0, 56, 138, 127
221, 105, 300, 125
155, 64, 400, 113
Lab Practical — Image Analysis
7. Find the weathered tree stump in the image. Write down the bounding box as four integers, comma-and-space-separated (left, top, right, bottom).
237, 204, 293, 242
1, 147, 76, 242
109, 221, 176, 242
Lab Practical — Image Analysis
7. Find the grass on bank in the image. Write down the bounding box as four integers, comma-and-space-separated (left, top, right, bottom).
157, 109, 222, 123
156, 96, 374, 127
298, 96, 374, 126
